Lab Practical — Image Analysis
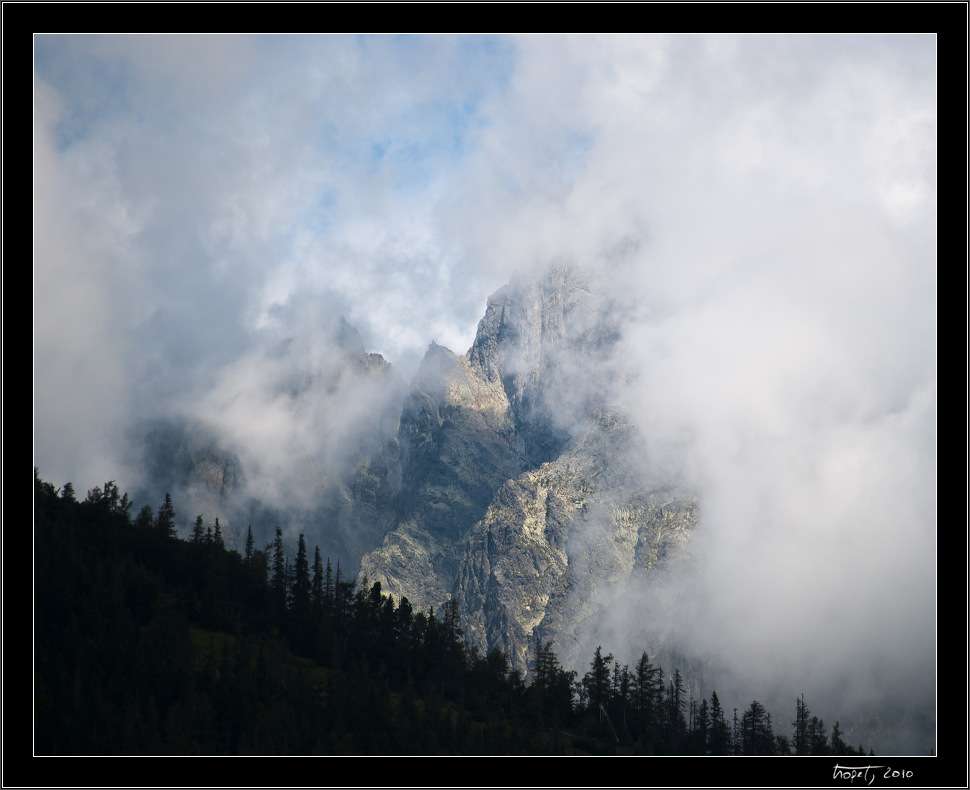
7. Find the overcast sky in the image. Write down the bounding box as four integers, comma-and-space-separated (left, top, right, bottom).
34, 34, 936, 747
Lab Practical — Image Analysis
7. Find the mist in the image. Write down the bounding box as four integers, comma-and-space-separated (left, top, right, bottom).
34, 34, 935, 752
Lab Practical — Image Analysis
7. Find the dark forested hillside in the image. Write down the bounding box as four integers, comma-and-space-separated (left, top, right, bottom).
34, 469, 873, 757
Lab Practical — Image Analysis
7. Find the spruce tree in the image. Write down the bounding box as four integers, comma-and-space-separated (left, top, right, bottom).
271, 527, 287, 613
312, 546, 325, 613
291, 534, 311, 616
634, 652, 659, 746
156, 493, 177, 540
134, 504, 155, 532
668, 668, 687, 751
245, 526, 255, 566
793, 693, 811, 755
582, 646, 613, 719
695, 697, 710, 755
325, 557, 334, 608
830, 721, 847, 755
708, 691, 731, 756
118, 492, 133, 522
102, 481, 120, 513
192, 515, 205, 544
808, 715, 829, 755
740, 701, 775, 755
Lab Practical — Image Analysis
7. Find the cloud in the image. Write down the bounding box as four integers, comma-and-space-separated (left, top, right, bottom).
34, 34, 935, 749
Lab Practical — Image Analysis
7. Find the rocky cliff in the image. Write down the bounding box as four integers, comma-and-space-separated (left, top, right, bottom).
140, 262, 699, 678
359, 263, 698, 675
453, 412, 698, 675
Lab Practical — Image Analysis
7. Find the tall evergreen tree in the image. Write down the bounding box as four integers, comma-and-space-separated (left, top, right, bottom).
808, 715, 829, 755
442, 598, 462, 646
634, 651, 661, 747
244, 526, 255, 566
695, 697, 710, 755
613, 662, 632, 734
156, 493, 177, 540
134, 504, 155, 532
118, 492, 133, 522
732, 707, 740, 756
708, 691, 732, 756
291, 534, 311, 616
312, 547, 325, 614
582, 646, 613, 719
740, 700, 775, 755
531, 641, 575, 727
325, 557, 335, 607
667, 668, 688, 751
830, 721, 848, 756
271, 527, 287, 613
793, 693, 811, 755
191, 515, 205, 545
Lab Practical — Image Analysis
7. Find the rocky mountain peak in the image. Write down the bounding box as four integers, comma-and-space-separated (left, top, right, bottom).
464, 261, 613, 466
358, 262, 695, 676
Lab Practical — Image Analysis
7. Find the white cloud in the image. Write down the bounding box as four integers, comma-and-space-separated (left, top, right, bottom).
34, 35, 935, 746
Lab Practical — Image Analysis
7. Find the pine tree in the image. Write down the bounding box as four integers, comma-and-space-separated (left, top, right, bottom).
245, 526, 255, 566
808, 715, 829, 755
134, 504, 155, 532
793, 693, 811, 755
582, 646, 613, 719
291, 534, 311, 616
532, 640, 575, 726
732, 707, 740, 755
614, 663, 632, 734
634, 651, 660, 747
312, 547, 325, 613
695, 697, 710, 755
830, 721, 848, 756
213, 518, 225, 550
325, 557, 334, 607
102, 481, 120, 513
667, 668, 688, 751
740, 701, 775, 755
118, 492, 133, 522
156, 493, 177, 540
708, 691, 731, 756
191, 515, 205, 545
271, 527, 287, 613
442, 599, 463, 650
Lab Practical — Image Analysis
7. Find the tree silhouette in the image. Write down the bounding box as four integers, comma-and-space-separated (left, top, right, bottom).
156, 493, 177, 540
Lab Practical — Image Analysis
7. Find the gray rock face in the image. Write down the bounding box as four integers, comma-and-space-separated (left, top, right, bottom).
467, 263, 618, 465
454, 412, 698, 676
359, 262, 697, 675
359, 263, 613, 612
358, 342, 528, 614
142, 261, 699, 677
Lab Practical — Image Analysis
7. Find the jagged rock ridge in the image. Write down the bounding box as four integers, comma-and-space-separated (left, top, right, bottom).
359, 263, 698, 675
139, 262, 698, 678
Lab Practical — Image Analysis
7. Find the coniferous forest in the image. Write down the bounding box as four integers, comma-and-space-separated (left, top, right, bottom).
34, 469, 875, 757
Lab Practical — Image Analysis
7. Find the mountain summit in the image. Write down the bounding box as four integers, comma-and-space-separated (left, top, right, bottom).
358, 262, 697, 674
135, 262, 698, 678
